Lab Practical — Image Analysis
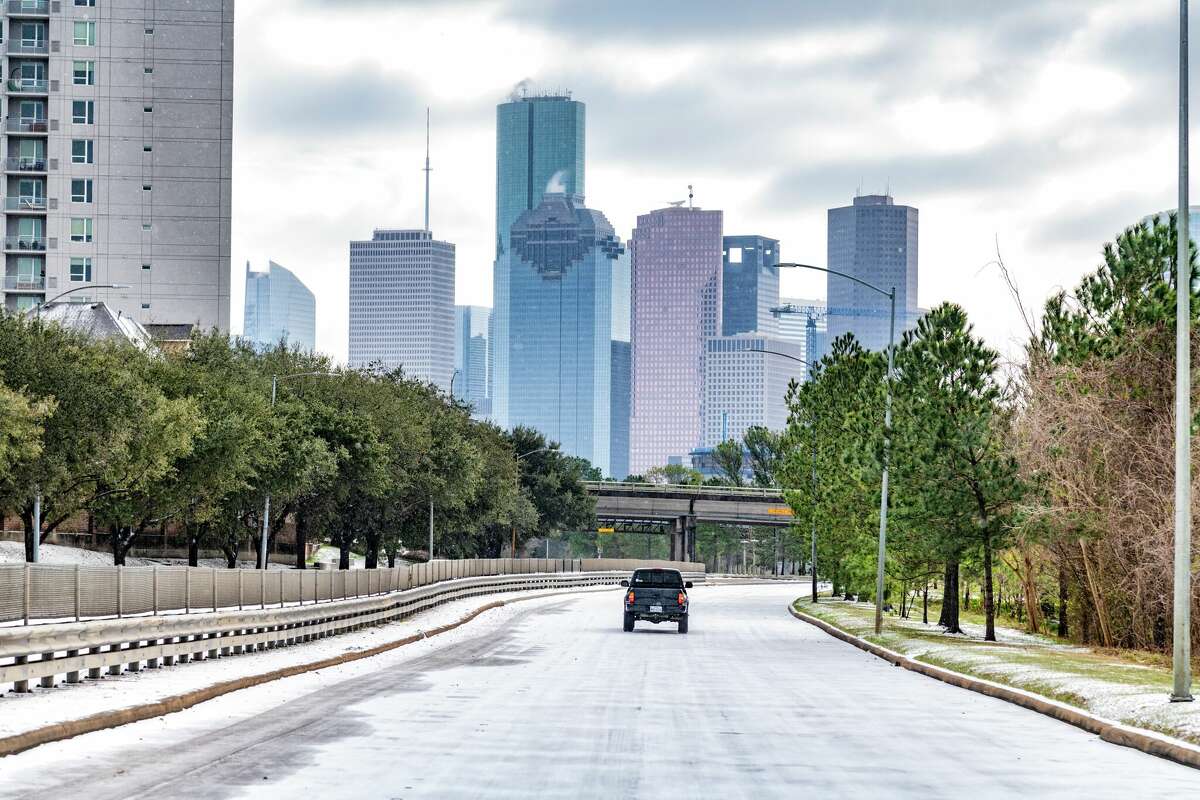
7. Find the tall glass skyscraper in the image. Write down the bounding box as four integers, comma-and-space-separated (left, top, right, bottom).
503, 193, 623, 475
454, 305, 491, 418
629, 206, 723, 475
722, 235, 779, 336
826, 194, 919, 353
492, 93, 585, 428
349, 229, 455, 391
243, 260, 316, 352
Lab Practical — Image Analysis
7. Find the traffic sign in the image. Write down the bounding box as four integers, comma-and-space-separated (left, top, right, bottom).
598, 526, 615, 534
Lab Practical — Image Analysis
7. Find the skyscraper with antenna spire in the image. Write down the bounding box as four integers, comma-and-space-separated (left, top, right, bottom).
347, 111, 455, 390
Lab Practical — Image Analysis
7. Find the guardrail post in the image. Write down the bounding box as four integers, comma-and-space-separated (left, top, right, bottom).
66, 650, 80, 683
13, 656, 29, 692
108, 644, 122, 675
74, 563, 81, 622
39, 653, 54, 688
87, 646, 103, 678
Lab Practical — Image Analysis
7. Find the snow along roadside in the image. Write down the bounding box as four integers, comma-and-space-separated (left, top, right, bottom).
788, 601, 1200, 771
0, 585, 614, 754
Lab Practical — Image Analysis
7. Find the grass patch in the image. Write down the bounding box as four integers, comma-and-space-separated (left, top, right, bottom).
793, 596, 1200, 747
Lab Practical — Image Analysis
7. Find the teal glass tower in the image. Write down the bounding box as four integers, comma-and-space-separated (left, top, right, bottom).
492, 93, 586, 428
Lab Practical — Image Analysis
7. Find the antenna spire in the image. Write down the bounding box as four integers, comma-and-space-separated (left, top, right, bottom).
423, 107, 431, 232
688, 184, 694, 209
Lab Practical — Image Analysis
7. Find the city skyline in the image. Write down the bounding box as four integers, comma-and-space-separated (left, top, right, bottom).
226, 1, 1182, 364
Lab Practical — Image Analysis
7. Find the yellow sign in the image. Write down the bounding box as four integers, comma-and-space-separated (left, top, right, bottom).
598, 526, 615, 534
767, 507, 794, 516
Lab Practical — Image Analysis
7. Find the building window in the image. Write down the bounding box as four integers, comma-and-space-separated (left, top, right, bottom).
71, 217, 93, 242
143, 105, 152, 113
71, 139, 94, 164
70, 257, 92, 282
142, 184, 151, 191
144, 27, 154, 35
142, 223, 151, 231
141, 263, 151, 271
72, 100, 94, 124
143, 144, 152, 152
72, 60, 96, 86
73, 21, 96, 46
70, 178, 93, 203
141, 303, 151, 309
144, 67, 153, 74
75, 0, 97, 6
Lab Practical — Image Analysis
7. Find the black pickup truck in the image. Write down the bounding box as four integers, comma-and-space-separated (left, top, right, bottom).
620, 568, 693, 633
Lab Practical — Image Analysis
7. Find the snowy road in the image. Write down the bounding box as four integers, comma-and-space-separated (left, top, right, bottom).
2, 583, 1198, 798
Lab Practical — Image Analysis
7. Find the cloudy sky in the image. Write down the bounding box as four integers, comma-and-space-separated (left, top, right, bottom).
230, 0, 1185, 362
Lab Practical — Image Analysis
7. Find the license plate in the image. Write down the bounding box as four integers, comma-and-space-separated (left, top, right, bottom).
649, 605, 663, 613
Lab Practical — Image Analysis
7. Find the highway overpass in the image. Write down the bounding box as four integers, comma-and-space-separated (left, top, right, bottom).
584, 481, 795, 562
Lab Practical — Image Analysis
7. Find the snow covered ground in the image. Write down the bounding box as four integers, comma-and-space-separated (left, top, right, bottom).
801, 598, 1200, 746
0, 584, 616, 741
1, 540, 297, 570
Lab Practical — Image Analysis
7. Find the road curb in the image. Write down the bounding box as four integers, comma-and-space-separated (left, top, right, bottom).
787, 602, 1200, 771
0, 587, 607, 758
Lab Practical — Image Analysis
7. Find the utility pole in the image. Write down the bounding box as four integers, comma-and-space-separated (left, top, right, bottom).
1173, 0, 1194, 704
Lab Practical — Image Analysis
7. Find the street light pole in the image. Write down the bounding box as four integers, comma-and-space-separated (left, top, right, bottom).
774, 262, 896, 634
262, 371, 336, 570
1173, 0, 1194, 704
29, 282, 131, 562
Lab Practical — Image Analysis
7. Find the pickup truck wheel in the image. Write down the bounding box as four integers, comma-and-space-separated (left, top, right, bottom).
623, 612, 635, 632
677, 615, 689, 634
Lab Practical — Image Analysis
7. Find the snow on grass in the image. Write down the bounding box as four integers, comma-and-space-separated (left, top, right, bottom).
1, 540, 297, 570
797, 598, 1200, 746
0, 585, 614, 740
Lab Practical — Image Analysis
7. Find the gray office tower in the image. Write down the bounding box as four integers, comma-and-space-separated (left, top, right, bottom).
722, 235, 779, 336
454, 305, 491, 418
1, 1, 234, 328
610, 241, 631, 479
826, 194, 918, 352
491, 92, 585, 428
349, 229, 455, 391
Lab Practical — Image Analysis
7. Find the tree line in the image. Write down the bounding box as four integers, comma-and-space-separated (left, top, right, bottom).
777, 215, 1200, 652
0, 314, 595, 568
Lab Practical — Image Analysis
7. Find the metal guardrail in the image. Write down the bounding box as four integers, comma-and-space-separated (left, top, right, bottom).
584, 481, 784, 499
0, 558, 706, 692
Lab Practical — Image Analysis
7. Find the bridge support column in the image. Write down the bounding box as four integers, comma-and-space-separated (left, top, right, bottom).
685, 516, 697, 564
669, 517, 685, 562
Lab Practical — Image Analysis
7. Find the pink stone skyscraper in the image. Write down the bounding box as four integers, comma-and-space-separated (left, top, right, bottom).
629, 206, 723, 475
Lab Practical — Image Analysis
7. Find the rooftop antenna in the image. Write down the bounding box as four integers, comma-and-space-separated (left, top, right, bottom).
688, 184, 694, 209
423, 107, 431, 232
885, 176, 891, 197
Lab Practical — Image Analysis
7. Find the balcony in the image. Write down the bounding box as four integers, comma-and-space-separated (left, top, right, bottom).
7, 41, 49, 56
4, 157, 46, 173
7, 78, 48, 95
4, 118, 48, 134
4, 196, 46, 212
3, 275, 45, 292
4, 236, 44, 252
7, 1, 50, 15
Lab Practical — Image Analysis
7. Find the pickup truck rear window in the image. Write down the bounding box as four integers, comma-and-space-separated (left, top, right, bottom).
630, 569, 684, 588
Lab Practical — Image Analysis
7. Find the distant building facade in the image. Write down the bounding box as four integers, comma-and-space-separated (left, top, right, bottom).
501, 193, 623, 475
826, 194, 918, 353
610, 246, 631, 479
349, 229, 455, 391
492, 93, 585, 428
722, 235, 779, 337
701, 334, 804, 448
243, 261, 316, 352
629, 206, 723, 474
777, 297, 826, 381
454, 305, 491, 417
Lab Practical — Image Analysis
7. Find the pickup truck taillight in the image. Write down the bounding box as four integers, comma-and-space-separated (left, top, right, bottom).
677, 592, 687, 606
626, 591, 635, 604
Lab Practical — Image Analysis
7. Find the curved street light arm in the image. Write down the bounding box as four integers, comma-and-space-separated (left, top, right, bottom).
776, 262, 895, 300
